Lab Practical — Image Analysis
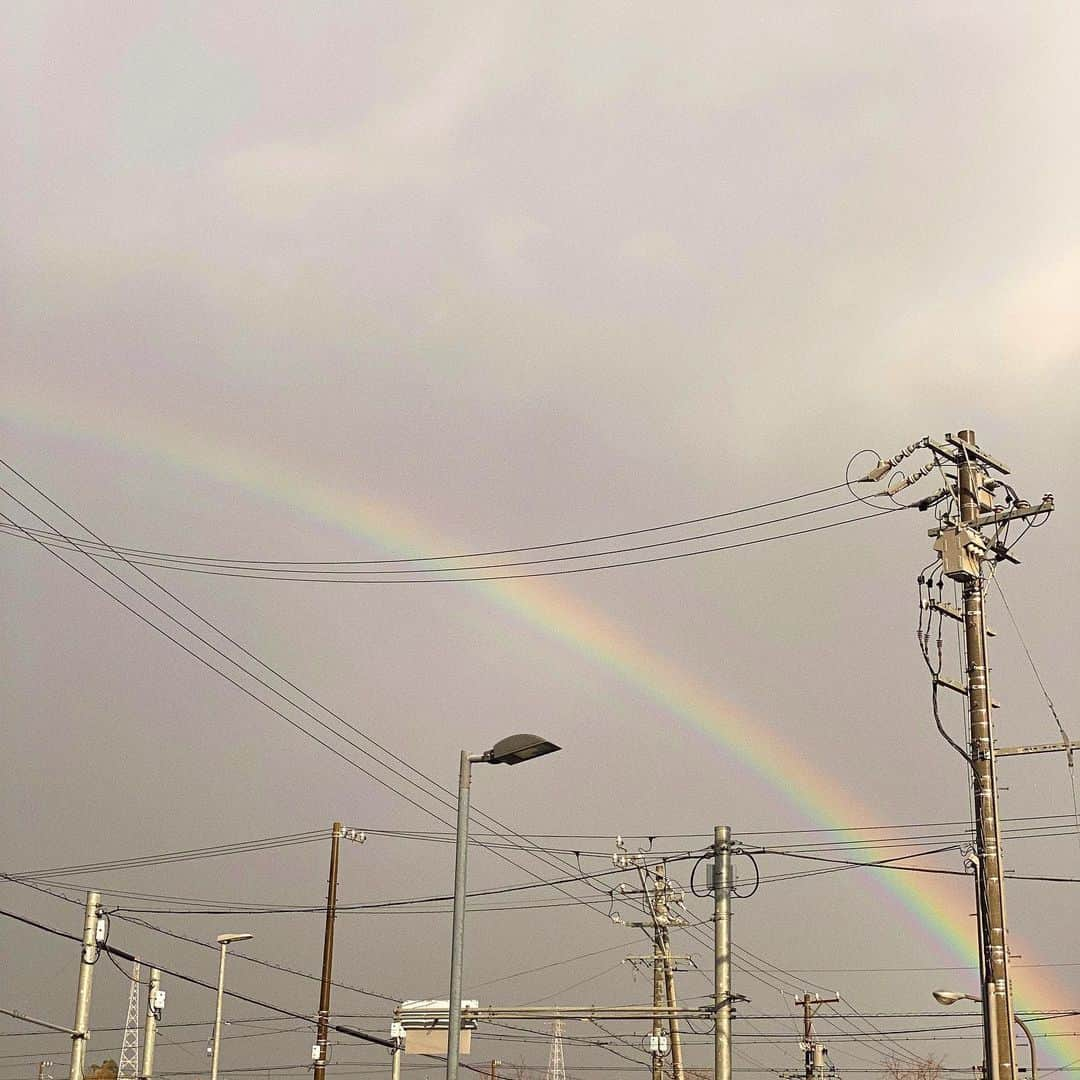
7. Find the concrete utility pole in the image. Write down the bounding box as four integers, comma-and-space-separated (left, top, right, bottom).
314, 822, 344, 1080
651, 926, 664, 1080
713, 826, 732, 1080
654, 866, 685, 1080
955, 429, 1015, 1080
139, 969, 162, 1080
900, 427, 1059, 1080
389, 1021, 404, 1080
68, 891, 102, 1080
796, 994, 839, 1080
613, 839, 692, 1080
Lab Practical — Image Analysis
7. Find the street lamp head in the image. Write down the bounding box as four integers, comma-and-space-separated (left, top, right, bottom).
932, 990, 973, 1007
216, 933, 254, 945
484, 734, 561, 766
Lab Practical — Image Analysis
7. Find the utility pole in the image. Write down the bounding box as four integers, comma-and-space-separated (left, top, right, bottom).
68, 891, 102, 1080
796, 994, 839, 1080
389, 1016, 404, 1080
865, 428, 1058, 1080
713, 826, 732, 1080
314, 823, 343, 1080
651, 928, 664, 1080
655, 867, 684, 1080
927, 430, 1055, 1080
611, 839, 694, 1080
955, 429, 1015, 1080
139, 969, 162, 1080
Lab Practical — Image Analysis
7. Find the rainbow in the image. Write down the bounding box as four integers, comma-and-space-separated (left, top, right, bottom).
4, 385, 1077, 1070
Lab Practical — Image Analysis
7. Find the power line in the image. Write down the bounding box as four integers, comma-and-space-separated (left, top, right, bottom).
752, 845, 1080, 884
0, 462, 702, 937
0, 505, 904, 583
3, 877, 402, 1006
7, 832, 328, 880
0, 481, 851, 566
0, 489, 623, 924
0, 903, 319, 1023
9, 855, 694, 916
0, 496, 867, 574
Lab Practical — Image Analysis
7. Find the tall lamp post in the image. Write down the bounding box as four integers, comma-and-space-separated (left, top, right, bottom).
210, 933, 253, 1080
445, 734, 562, 1080
932, 991, 1037, 1080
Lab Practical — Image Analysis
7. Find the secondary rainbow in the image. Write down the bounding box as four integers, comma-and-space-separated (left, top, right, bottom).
4, 386, 1077, 1069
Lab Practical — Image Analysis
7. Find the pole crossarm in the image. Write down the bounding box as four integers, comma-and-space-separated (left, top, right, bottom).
927, 498, 1054, 538
0, 1008, 78, 1037
333, 1025, 399, 1051
996, 739, 1077, 759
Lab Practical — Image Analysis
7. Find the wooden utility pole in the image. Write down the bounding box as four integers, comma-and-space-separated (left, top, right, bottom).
797, 994, 839, 1080
314, 823, 343, 1080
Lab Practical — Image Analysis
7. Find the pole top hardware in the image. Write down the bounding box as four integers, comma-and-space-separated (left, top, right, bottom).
944, 433, 1012, 475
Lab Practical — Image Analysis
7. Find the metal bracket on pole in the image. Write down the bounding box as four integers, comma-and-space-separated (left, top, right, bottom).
944, 434, 1012, 475
0, 1009, 78, 1037
927, 498, 1054, 538
996, 738, 1076, 765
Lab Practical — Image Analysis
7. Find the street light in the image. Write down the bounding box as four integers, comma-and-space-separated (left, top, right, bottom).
445, 735, 562, 1080
210, 933, 253, 1080
932, 990, 1037, 1080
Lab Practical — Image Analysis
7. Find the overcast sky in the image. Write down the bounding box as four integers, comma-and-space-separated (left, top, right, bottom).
3, 6, 1080, 1080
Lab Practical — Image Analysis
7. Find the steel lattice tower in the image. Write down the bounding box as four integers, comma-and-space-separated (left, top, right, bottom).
117, 960, 141, 1080
545, 1020, 566, 1080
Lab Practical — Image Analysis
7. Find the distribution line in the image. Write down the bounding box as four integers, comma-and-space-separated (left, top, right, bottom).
0, 462, 664, 923
5, 876, 402, 1005
0, 507, 903, 583
0, 465, 713, 946
0, 497, 869, 576
0, 493, 623, 923
751, 846, 1080, 884
0, 480, 852, 566
5, 856, 693, 916
0, 904, 322, 1024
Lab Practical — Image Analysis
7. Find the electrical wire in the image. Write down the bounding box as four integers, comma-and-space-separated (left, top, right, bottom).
0, 461, 734, 948
0, 480, 852, 567
0, 459, 700, 933
0, 484, 632, 927
990, 575, 1080, 855
1, 504, 905, 583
